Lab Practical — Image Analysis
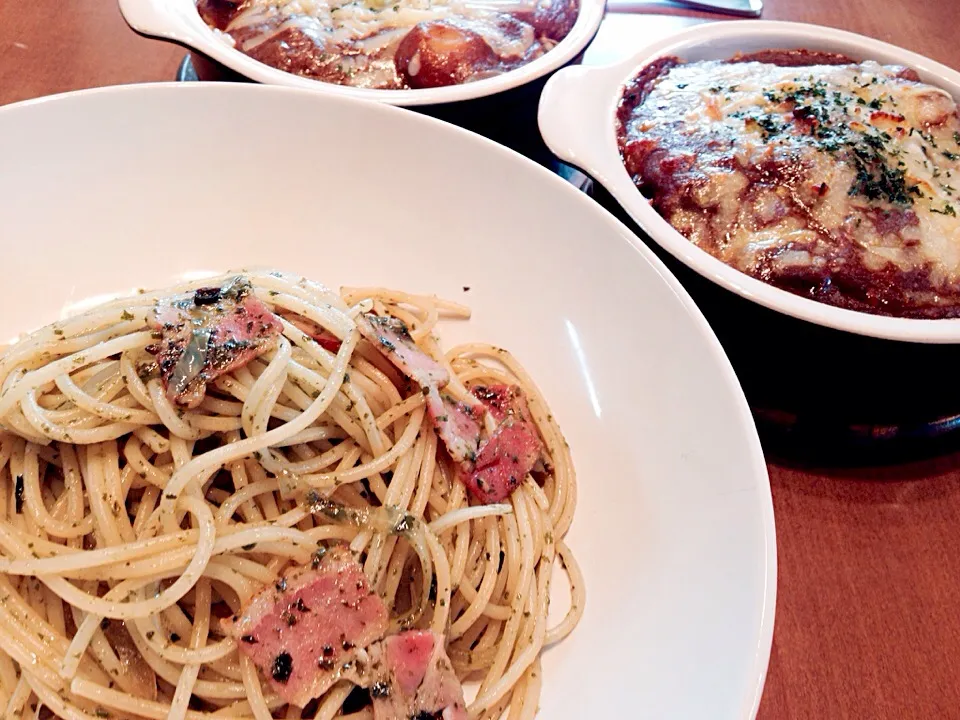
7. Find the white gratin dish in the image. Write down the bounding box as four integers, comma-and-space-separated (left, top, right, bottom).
119, 0, 606, 106
538, 20, 960, 343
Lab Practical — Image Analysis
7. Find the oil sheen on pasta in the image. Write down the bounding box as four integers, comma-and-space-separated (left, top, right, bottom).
197, 0, 579, 89
617, 50, 960, 318
0, 270, 583, 720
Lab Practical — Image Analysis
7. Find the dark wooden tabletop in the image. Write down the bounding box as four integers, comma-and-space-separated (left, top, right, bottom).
4, 1, 960, 718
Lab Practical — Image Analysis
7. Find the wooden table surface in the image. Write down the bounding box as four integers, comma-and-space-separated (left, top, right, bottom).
4, 1, 960, 718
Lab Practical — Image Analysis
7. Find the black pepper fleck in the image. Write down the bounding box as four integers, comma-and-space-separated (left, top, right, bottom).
272, 652, 294, 682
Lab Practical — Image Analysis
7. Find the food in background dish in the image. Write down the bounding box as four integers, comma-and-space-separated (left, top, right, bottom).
617, 49, 960, 318
0, 271, 583, 719
197, 0, 579, 89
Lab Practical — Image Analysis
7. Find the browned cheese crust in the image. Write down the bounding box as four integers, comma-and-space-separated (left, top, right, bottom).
197, 0, 579, 89
617, 49, 960, 319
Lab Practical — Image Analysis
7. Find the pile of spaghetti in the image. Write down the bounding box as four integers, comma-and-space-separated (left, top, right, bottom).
0, 270, 582, 720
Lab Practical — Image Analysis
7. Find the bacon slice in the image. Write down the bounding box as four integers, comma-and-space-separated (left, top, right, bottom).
471, 384, 531, 423
278, 310, 343, 353
462, 418, 542, 503
458, 384, 542, 503
353, 310, 540, 503
356, 311, 480, 463
369, 630, 468, 720
356, 313, 449, 388
425, 387, 484, 464
425, 383, 544, 503
148, 277, 282, 408
222, 546, 388, 707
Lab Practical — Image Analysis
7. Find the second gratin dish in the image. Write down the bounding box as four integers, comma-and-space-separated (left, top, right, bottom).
539, 20, 960, 343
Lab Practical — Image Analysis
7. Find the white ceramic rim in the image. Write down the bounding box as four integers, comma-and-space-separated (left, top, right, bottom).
1, 80, 776, 718
117, 0, 606, 105
538, 20, 960, 344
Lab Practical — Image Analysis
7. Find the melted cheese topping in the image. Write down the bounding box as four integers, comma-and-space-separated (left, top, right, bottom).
619, 58, 960, 317
228, 0, 535, 65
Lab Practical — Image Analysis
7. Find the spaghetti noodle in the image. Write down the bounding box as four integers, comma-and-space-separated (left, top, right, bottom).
0, 270, 583, 720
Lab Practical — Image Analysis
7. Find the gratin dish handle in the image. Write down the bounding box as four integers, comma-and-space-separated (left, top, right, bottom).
118, 0, 189, 43
537, 65, 625, 188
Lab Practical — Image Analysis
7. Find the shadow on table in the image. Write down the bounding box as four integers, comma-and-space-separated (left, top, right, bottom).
770, 454, 960, 503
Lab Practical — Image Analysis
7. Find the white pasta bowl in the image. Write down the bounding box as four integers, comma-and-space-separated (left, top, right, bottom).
538, 20, 960, 343
118, 0, 605, 105
0, 83, 774, 718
